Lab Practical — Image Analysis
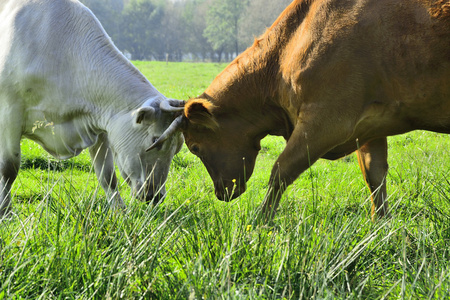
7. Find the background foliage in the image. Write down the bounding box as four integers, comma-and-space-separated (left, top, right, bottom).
80, 0, 292, 61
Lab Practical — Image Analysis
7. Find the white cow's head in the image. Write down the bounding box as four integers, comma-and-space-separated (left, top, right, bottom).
108, 99, 184, 204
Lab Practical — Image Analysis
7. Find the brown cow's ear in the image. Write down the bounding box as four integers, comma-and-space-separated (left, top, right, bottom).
184, 99, 219, 130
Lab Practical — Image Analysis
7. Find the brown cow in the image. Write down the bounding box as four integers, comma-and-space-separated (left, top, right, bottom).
150, 0, 450, 221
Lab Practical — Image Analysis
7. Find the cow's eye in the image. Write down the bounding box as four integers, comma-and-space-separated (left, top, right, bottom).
190, 145, 200, 155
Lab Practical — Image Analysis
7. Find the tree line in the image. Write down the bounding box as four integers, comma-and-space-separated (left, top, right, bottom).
80, 0, 292, 62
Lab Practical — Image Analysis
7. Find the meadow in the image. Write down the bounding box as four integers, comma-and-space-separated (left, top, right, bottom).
1, 61, 449, 299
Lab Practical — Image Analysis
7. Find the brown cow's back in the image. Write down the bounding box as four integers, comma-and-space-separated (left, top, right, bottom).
276, 0, 450, 144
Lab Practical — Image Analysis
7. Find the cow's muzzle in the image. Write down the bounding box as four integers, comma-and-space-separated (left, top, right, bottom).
144, 191, 165, 205
135, 183, 166, 205
214, 180, 246, 202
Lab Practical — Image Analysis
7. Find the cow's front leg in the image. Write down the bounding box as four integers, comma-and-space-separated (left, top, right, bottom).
261, 119, 349, 222
89, 133, 125, 209
0, 114, 22, 218
0, 157, 20, 218
356, 137, 390, 220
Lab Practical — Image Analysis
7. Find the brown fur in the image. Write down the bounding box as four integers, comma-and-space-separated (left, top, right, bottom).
181, 0, 450, 222
184, 99, 219, 130
427, 0, 450, 18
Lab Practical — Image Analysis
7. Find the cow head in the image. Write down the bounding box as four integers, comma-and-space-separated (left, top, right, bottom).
148, 98, 262, 201
108, 99, 184, 204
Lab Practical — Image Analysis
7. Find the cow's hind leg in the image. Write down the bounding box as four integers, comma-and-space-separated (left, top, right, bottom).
89, 133, 125, 209
356, 137, 390, 220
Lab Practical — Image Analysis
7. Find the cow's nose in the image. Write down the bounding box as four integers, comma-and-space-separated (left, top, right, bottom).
145, 191, 165, 205
214, 181, 244, 202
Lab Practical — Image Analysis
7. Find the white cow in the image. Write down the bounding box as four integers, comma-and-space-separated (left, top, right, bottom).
0, 0, 184, 217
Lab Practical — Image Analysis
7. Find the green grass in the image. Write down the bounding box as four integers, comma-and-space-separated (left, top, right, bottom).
1, 61, 449, 299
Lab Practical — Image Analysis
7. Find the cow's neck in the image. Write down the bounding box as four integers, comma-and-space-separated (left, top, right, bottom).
66, 22, 160, 128
202, 0, 310, 140
83, 52, 159, 113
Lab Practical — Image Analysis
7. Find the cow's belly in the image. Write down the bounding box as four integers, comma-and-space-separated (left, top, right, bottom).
23, 118, 99, 160
322, 105, 450, 161
321, 111, 414, 160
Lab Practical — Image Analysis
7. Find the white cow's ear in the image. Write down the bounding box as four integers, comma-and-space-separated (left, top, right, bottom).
134, 107, 156, 125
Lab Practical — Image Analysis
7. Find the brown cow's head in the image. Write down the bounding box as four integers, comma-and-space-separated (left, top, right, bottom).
182, 98, 262, 201
147, 98, 262, 201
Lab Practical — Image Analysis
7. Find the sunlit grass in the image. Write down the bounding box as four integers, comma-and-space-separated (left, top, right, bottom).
133, 60, 227, 100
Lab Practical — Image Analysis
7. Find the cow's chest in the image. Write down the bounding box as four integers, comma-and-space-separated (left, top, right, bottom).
23, 113, 99, 160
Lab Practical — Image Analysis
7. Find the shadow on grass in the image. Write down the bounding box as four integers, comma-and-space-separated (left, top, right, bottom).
20, 157, 90, 172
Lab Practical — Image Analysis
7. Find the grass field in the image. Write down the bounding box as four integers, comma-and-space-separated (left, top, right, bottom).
1, 61, 449, 299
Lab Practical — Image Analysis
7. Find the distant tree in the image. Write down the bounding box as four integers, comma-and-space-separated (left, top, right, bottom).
160, 1, 186, 61
239, 0, 292, 48
203, 0, 249, 61
182, 0, 214, 61
118, 0, 164, 60
80, 0, 124, 42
